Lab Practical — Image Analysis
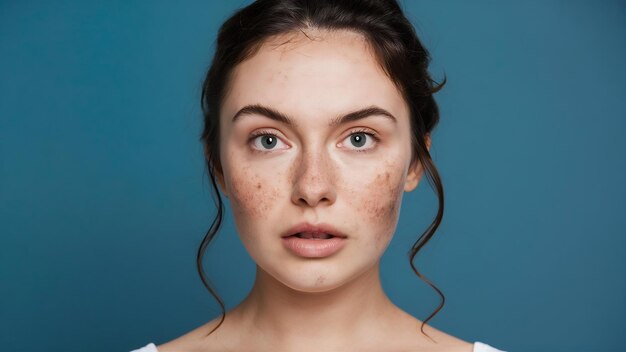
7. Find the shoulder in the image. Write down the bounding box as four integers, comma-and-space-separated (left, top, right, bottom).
376, 308, 474, 352
156, 310, 478, 352
156, 315, 232, 352
408, 324, 474, 352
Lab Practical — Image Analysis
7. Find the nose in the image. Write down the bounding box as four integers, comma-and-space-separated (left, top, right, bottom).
291, 148, 337, 208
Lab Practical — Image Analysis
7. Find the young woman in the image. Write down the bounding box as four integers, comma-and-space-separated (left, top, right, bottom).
132, 0, 506, 351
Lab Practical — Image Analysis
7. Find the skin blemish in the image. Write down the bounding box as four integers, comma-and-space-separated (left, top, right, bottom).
229, 165, 280, 219
217, 28, 418, 298
358, 160, 406, 248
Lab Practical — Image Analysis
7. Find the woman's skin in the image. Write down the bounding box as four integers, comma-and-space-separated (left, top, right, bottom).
159, 29, 472, 352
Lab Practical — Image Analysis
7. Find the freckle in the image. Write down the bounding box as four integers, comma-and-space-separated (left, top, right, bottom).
257, 182, 262, 189
262, 184, 279, 214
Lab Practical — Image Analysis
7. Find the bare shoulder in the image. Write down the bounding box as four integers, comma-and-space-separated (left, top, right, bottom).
155, 309, 474, 352
156, 315, 233, 352
403, 324, 474, 352
387, 309, 474, 352
421, 326, 474, 352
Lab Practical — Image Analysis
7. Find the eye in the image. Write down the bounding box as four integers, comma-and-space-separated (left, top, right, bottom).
341, 129, 380, 152
249, 130, 288, 152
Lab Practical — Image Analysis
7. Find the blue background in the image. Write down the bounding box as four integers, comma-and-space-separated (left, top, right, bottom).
1, 1, 624, 351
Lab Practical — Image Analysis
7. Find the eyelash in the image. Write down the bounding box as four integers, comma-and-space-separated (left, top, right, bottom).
248, 128, 380, 154
347, 128, 381, 153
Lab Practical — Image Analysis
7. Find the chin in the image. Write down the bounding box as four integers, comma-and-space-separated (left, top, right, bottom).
262, 260, 364, 294
281, 277, 347, 294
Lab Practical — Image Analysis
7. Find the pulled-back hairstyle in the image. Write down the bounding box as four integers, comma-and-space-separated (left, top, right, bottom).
198, 0, 447, 339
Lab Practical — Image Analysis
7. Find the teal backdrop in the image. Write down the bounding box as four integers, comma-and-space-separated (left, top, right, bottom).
1, 1, 625, 351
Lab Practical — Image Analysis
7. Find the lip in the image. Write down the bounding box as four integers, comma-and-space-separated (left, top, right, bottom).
281, 236, 347, 258
280, 222, 348, 258
280, 222, 348, 239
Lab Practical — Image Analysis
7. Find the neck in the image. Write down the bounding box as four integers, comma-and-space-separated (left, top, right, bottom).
229, 260, 400, 349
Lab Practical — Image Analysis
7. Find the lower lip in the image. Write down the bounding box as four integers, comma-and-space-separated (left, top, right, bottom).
281, 236, 347, 258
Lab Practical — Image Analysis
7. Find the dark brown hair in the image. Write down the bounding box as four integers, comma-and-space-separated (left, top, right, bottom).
198, 0, 446, 339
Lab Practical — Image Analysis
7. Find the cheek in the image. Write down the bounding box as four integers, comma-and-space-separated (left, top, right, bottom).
227, 163, 281, 220
351, 160, 405, 247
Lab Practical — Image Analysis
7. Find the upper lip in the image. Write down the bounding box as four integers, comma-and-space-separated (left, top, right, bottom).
281, 222, 348, 238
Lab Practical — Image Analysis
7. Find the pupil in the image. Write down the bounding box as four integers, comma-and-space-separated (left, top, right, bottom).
351, 133, 366, 148
262, 136, 277, 149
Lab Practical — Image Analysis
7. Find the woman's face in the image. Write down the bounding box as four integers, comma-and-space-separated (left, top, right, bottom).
216, 29, 426, 293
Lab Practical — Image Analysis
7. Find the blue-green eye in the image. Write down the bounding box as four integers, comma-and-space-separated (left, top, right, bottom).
342, 129, 380, 152
259, 135, 278, 149
350, 133, 367, 148
249, 130, 287, 152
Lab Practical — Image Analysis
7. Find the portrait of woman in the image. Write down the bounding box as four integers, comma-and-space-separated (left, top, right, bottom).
2, 0, 624, 351
131, 0, 503, 350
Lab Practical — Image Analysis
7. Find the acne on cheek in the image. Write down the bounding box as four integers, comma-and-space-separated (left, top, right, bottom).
227, 153, 405, 252
228, 164, 281, 219
359, 160, 405, 248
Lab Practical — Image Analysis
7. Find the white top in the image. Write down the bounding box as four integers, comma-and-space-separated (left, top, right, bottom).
130, 341, 507, 351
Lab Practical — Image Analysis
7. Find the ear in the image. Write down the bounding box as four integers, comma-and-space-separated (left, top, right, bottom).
205, 144, 230, 199
404, 134, 431, 193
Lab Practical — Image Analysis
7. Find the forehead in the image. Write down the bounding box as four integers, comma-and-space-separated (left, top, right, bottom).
220, 29, 409, 126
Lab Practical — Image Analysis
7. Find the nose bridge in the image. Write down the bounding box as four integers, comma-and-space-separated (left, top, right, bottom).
291, 142, 336, 207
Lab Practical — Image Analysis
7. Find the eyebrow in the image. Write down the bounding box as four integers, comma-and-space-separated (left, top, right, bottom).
231, 103, 397, 128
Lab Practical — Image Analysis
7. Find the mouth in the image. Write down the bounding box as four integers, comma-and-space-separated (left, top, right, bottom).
281, 227, 348, 258
288, 232, 336, 239
280, 222, 348, 239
